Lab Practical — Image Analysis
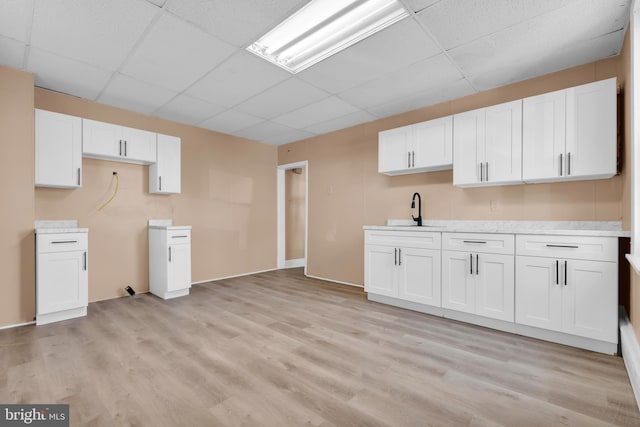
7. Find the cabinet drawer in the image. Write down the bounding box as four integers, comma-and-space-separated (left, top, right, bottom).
167, 230, 191, 244
37, 233, 87, 253
442, 232, 514, 255
516, 234, 617, 262
364, 230, 440, 249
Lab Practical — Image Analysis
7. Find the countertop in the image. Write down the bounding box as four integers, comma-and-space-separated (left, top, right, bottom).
34, 220, 87, 234
148, 219, 191, 230
363, 220, 630, 238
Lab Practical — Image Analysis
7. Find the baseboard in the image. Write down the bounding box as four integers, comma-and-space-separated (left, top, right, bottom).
283, 258, 305, 269
620, 306, 640, 412
305, 273, 363, 288
368, 294, 443, 316
192, 267, 278, 285
0, 320, 35, 330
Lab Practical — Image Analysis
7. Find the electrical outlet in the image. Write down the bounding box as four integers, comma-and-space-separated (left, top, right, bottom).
490, 200, 498, 212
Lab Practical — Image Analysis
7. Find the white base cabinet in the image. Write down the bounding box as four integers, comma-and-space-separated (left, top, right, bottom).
36, 230, 88, 325
149, 225, 192, 300
35, 109, 82, 188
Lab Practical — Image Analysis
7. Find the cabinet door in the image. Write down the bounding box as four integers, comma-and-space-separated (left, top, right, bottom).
442, 251, 475, 314
565, 78, 616, 179
364, 245, 397, 297
413, 116, 452, 170
522, 90, 566, 182
35, 109, 82, 188
562, 259, 617, 342
453, 108, 484, 186
484, 100, 522, 185
515, 256, 562, 332
121, 126, 157, 164
398, 247, 441, 307
82, 119, 121, 157
150, 134, 181, 194
37, 250, 88, 315
378, 127, 410, 174
475, 253, 514, 321
168, 243, 191, 292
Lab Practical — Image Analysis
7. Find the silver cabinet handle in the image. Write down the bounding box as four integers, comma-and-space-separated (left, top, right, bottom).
470, 253, 473, 274
159, 176, 162, 191
564, 260, 567, 286
464, 240, 487, 244
555, 260, 559, 285
77, 168, 81, 186
412, 151, 415, 168
567, 152, 571, 176
559, 153, 563, 176
171, 235, 188, 239
546, 244, 578, 249
475, 254, 479, 275
83, 251, 87, 271
480, 163, 484, 182
398, 248, 401, 265
52, 240, 78, 244
485, 162, 488, 182
394, 248, 397, 266
407, 152, 411, 168
119, 140, 122, 156
124, 140, 127, 157
169, 246, 172, 262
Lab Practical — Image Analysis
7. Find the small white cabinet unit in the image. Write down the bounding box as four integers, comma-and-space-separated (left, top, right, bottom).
83, 118, 156, 164
149, 222, 192, 299
522, 78, 616, 183
442, 233, 515, 322
35, 109, 82, 188
515, 234, 618, 345
150, 134, 181, 194
453, 100, 523, 187
35, 228, 88, 325
365, 230, 441, 308
378, 116, 453, 175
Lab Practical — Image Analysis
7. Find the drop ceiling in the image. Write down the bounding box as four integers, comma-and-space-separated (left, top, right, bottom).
0, 0, 630, 146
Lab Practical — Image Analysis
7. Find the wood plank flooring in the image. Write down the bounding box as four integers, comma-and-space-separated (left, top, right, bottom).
1, 268, 639, 426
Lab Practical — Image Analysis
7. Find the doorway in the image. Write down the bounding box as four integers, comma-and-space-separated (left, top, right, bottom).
277, 161, 308, 273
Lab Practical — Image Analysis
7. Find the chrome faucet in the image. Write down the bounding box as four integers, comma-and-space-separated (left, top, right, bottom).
411, 192, 422, 226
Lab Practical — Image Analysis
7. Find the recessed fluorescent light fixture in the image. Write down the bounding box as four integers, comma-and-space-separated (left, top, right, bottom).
246, 0, 410, 73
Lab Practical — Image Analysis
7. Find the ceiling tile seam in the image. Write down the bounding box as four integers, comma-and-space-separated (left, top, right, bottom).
21, 0, 36, 70
93, 6, 167, 102
618, 14, 631, 56
407, 10, 479, 93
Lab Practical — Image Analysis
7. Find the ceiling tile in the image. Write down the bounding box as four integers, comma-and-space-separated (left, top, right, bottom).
304, 111, 378, 135
234, 121, 315, 145
235, 78, 329, 119
0, 36, 25, 69
272, 97, 361, 129
403, 0, 441, 13
166, 0, 307, 47
121, 13, 236, 92
186, 50, 290, 107
339, 54, 463, 110
153, 94, 226, 125
297, 18, 442, 94
198, 109, 264, 134
31, 0, 157, 70
145, 0, 167, 6
0, 0, 34, 42
26, 48, 113, 100
417, 0, 575, 50
367, 78, 476, 117
98, 73, 177, 115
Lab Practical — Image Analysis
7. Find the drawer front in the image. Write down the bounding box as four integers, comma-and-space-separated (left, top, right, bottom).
364, 230, 440, 249
516, 234, 617, 262
442, 232, 514, 255
37, 233, 88, 253
167, 230, 191, 245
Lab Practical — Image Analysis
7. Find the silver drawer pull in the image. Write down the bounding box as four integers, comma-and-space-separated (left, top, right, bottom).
463, 240, 487, 244
546, 244, 578, 249
51, 240, 78, 244
171, 235, 188, 238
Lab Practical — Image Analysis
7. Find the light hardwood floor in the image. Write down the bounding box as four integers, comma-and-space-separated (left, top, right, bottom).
1, 268, 639, 426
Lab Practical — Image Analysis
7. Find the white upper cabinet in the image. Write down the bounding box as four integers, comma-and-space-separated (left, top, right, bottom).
150, 134, 181, 194
379, 116, 452, 175
453, 100, 522, 187
83, 119, 156, 164
523, 78, 616, 183
35, 109, 82, 188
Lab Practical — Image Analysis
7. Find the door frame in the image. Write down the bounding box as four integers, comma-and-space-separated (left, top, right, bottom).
277, 161, 308, 273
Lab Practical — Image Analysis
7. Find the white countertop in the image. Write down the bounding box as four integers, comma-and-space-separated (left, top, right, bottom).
363, 220, 630, 238
34, 220, 87, 234
148, 219, 191, 230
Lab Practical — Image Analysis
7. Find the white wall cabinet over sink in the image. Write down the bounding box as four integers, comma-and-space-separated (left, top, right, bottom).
441, 232, 515, 322
35, 109, 82, 188
150, 134, 181, 194
83, 118, 156, 164
365, 230, 441, 309
378, 116, 452, 175
522, 77, 617, 183
453, 100, 523, 187
149, 224, 192, 299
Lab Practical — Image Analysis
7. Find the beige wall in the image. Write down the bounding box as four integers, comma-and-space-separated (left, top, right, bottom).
33, 89, 277, 305
285, 168, 305, 260
0, 66, 35, 326
279, 56, 628, 286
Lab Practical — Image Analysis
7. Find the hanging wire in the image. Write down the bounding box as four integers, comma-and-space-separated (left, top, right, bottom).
98, 172, 119, 211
